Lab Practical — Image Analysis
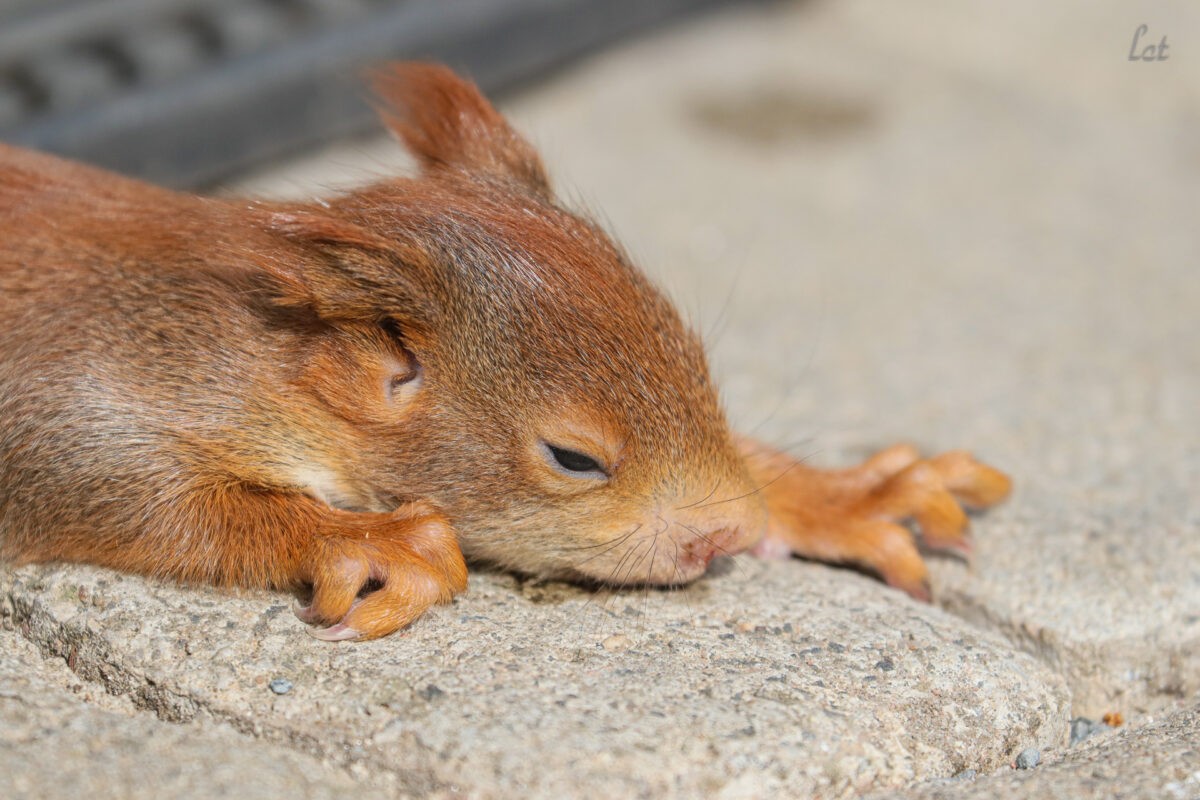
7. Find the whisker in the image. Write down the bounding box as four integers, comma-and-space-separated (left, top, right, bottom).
604, 534, 644, 587
562, 523, 643, 552
674, 482, 720, 512
603, 539, 648, 638
646, 531, 661, 588
568, 522, 647, 631
600, 527, 648, 592
691, 450, 818, 511
744, 264, 828, 439
702, 259, 744, 347
759, 435, 819, 456
637, 534, 662, 640
681, 523, 731, 557
607, 519, 660, 598
569, 571, 619, 627
571, 524, 644, 569
671, 538, 703, 617
621, 534, 656, 588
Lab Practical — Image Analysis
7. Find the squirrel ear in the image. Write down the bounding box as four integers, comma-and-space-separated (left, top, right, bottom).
369, 62, 550, 195
252, 209, 435, 327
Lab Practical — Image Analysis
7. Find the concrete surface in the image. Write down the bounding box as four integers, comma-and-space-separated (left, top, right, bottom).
870, 702, 1200, 800
2, 559, 1067, 798
0, 625, 394, 799
3, 0, 1198, 797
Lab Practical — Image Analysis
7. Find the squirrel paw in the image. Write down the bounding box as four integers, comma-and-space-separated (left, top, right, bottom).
293, 502, 468, 641
752, 443, 1012, 600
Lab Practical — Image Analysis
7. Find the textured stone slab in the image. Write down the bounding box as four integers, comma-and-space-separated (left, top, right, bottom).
880, 702, 1200, 800
2, 558, 1067, 798
0, 625, 392, 800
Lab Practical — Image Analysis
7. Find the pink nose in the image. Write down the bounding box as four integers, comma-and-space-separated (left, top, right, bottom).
683, 526, 755, 567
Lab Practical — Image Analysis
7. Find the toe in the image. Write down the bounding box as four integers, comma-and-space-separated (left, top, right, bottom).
852, 519, 931, 601
930, 451, 1013, 509
334, 559, 451, 640
911, 488, 971, 554
305, 549, 370, 626
863, 443, 921, 478
391, 512, 468, 594
865, 461, 972, 557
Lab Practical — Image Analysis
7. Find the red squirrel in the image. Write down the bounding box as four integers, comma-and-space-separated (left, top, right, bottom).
0, 63, 1010, 641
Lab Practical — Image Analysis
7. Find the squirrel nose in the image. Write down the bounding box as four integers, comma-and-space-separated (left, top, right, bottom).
674, 492, 768, 561
682, 524, 760, 567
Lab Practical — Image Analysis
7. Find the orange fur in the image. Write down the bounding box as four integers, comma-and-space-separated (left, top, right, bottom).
0, 63, 1009, 640
739, 440, 1011, 599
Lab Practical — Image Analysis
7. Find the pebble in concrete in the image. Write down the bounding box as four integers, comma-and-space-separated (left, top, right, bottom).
883, 703, 1200, 800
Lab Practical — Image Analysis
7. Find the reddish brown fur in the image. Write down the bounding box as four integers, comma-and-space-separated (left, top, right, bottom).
0, 63, 1009, 640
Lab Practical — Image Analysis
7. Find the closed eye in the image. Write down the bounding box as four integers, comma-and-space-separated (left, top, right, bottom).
543, 442, 607, 477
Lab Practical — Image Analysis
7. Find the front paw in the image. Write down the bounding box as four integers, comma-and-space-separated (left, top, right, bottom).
293, 501, 468, 641
754, 443, 1011, 600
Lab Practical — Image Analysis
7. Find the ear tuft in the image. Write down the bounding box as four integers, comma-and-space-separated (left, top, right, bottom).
369, 62, 550, 194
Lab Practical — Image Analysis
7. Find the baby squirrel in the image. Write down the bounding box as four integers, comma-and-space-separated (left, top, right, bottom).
0, 63, 1010, 641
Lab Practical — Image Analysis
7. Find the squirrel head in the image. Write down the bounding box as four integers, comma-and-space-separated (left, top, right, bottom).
254, 63, 766, 586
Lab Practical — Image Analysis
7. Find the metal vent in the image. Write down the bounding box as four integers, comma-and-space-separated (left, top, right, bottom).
0, 0, 736, 187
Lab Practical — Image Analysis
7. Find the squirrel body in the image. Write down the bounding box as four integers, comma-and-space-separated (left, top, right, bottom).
0, 64, 1010, 640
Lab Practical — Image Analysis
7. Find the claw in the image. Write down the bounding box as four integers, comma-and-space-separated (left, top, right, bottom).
308, 623, 361, 642
292, 600, 321, 625
926, 532, 974, 563
881, 571, 933, 602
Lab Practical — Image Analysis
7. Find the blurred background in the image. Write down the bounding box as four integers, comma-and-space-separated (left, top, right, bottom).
0, 0, 744, 186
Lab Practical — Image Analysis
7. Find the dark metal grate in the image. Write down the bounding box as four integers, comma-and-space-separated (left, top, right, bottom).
0, 0, 738, 187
